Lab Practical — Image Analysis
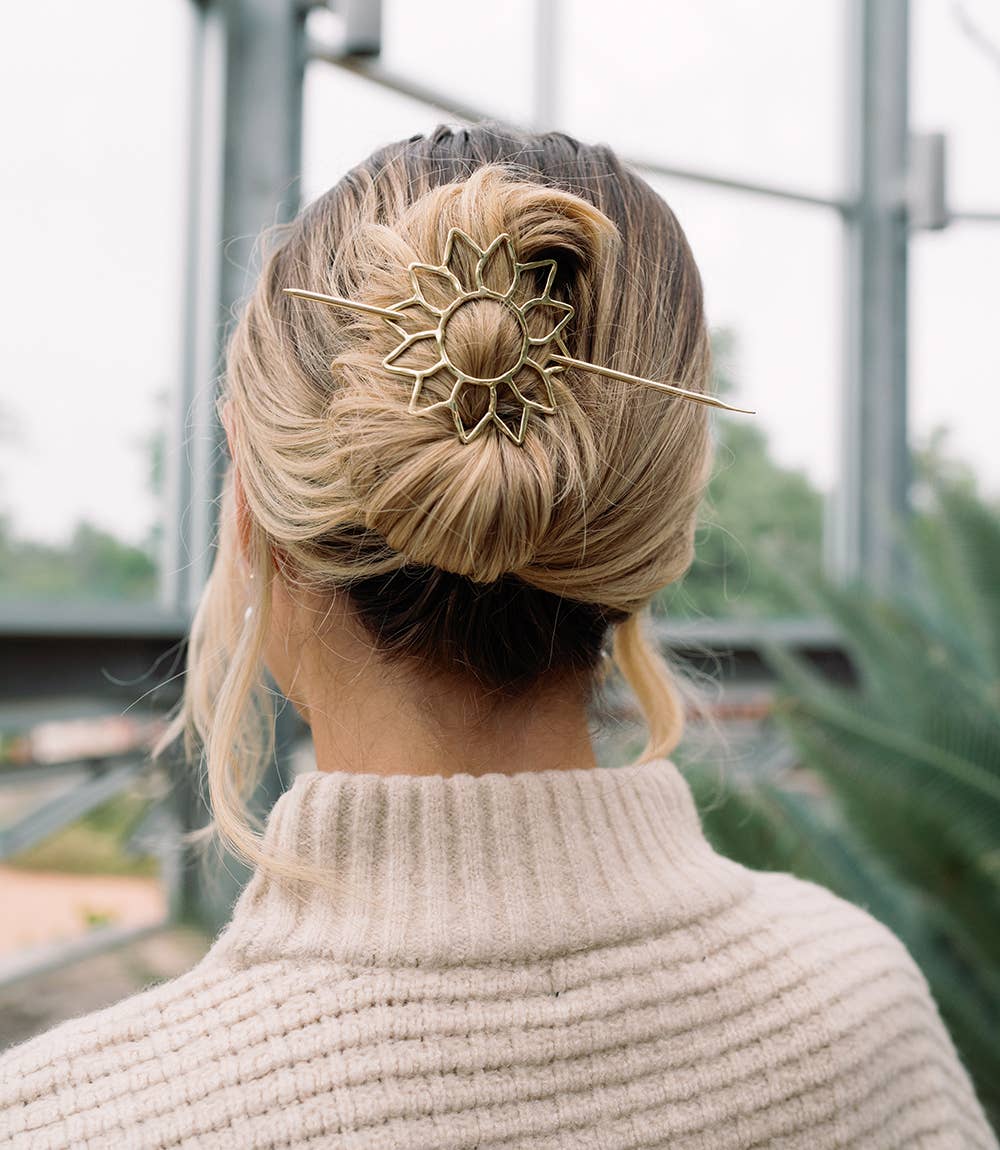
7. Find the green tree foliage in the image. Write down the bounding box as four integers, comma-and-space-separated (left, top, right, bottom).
672, 419, 825, 618
0, 391, 166, 602
657, 331, 825, 620
0, 516, 156, 601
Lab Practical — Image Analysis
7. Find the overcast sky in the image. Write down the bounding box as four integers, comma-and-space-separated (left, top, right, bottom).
0, 0, 997, 551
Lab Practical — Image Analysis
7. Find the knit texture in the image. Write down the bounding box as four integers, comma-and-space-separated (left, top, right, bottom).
0, 756, 995, 1149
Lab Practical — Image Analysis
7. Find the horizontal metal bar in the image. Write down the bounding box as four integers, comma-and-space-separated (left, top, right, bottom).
0, 601, 189, 639
311, 51, 852, 214
947, 209, 1000, 224
0, 917, 173, 992
627, 156, 851, 212
0, 758, 114, 785
311, 49, 494, 124
0, 612, 840, 667
0, 696, 156, 733
652, 615, 840, 651
0, 607, 845, 671
0, 759, 145, 859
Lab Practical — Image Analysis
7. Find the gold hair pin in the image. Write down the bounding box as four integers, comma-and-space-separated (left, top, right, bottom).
283, 227, 754, 445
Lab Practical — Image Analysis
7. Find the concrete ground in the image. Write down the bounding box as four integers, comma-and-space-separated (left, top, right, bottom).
0, 864, 167, 956
0, 924, 212, 1050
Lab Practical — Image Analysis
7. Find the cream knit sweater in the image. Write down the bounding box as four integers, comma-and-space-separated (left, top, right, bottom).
0, 757, 995, 1149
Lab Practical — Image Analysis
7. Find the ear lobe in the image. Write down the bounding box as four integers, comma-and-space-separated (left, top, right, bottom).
232, 464, 286, 579
226, 410, 282, 578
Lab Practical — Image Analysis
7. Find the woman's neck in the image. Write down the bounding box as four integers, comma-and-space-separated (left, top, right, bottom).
302, 671, 601, 778
265, 579, 602, 778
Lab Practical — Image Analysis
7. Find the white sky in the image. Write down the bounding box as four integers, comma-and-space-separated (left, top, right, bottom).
0, 0, 997, 550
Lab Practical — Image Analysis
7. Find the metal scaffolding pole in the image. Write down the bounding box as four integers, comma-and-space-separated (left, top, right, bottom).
533, 0, 559, 131
836, 0, 911, 587
176, 0, 308, 933
184, 0, 306, 613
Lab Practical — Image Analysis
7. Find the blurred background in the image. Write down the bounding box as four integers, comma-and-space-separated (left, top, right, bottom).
0, 0, 998, 1126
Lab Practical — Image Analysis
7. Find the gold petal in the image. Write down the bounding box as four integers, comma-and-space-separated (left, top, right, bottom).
527, 332, 572, 375
523, 298, 574, 345
443, 229, 484, 296
384, 331, 442, 378
409, 367, 461, 414
386, 298, 441, 337
507, 360, 558, 414
492, 401, 531, 445
477, 235, 517, 296
409, 264, 462, 311
455, 383, 497, 444
515, 258, 558, 300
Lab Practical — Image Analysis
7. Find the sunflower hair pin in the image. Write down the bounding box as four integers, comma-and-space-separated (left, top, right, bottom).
283, 227, 755, 446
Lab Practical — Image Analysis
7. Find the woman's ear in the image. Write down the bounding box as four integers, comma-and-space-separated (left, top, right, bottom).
221, 402, 254, 570
222, 401, 287, 578
232, 465, 254, 568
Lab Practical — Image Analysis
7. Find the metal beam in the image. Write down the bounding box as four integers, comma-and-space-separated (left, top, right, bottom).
626, 156, 850, 214
183, 0, 307, 615
0, 919, 173, 992
170, 0, 309, 933
0, 760, 144, 861
835, 0, 911, 586
949, 209, 1000, 224
178, 1, 227, 615
310, 50, 851, 215
533, 0, 559, 131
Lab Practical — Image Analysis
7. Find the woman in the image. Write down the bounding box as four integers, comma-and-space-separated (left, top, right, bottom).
1, 124, 994, 1149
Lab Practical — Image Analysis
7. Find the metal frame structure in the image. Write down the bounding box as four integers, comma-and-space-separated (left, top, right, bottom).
838, 0, 911, 587
0, 0, 311, 974
3, 0, 998, 639
1, 0, 981, 646
309, 0, 936, 591
2, 0, 1000, 979
0, 749, 181, 989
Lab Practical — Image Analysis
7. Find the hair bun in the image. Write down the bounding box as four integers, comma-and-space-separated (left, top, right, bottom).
326, 168, 619, 583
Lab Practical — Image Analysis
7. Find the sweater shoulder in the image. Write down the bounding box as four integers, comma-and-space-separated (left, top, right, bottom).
0, 953, 226, 1071
746, 864, 906, 930
729, 866, 996, 1142
0, 950, 247, 1144
742, 864, 931, 988
1, 870, 995, 1150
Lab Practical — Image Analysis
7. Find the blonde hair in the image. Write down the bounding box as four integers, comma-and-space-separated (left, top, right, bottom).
156, 125, 713, 893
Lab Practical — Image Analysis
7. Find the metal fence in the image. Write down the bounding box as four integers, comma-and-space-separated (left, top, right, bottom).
1, 0, 997, 998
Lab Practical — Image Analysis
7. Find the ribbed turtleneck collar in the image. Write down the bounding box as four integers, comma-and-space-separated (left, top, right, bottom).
206, 757, 754, 971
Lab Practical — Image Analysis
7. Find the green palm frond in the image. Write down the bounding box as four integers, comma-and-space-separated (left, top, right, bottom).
681, 477, 1000, 1127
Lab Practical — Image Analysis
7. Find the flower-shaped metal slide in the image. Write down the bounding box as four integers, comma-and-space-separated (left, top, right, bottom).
283, 227, 754, 446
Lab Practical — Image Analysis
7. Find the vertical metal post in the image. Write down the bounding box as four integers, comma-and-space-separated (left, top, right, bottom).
185, 0, 306, 612
183, 0, 228, 615
835, 0, 911, 586
175, 0, 308, 933
159, 1, 219, 614
534, 0, 559, 131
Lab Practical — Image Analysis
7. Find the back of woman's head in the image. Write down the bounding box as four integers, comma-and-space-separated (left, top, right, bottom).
163, 123, 714, 882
